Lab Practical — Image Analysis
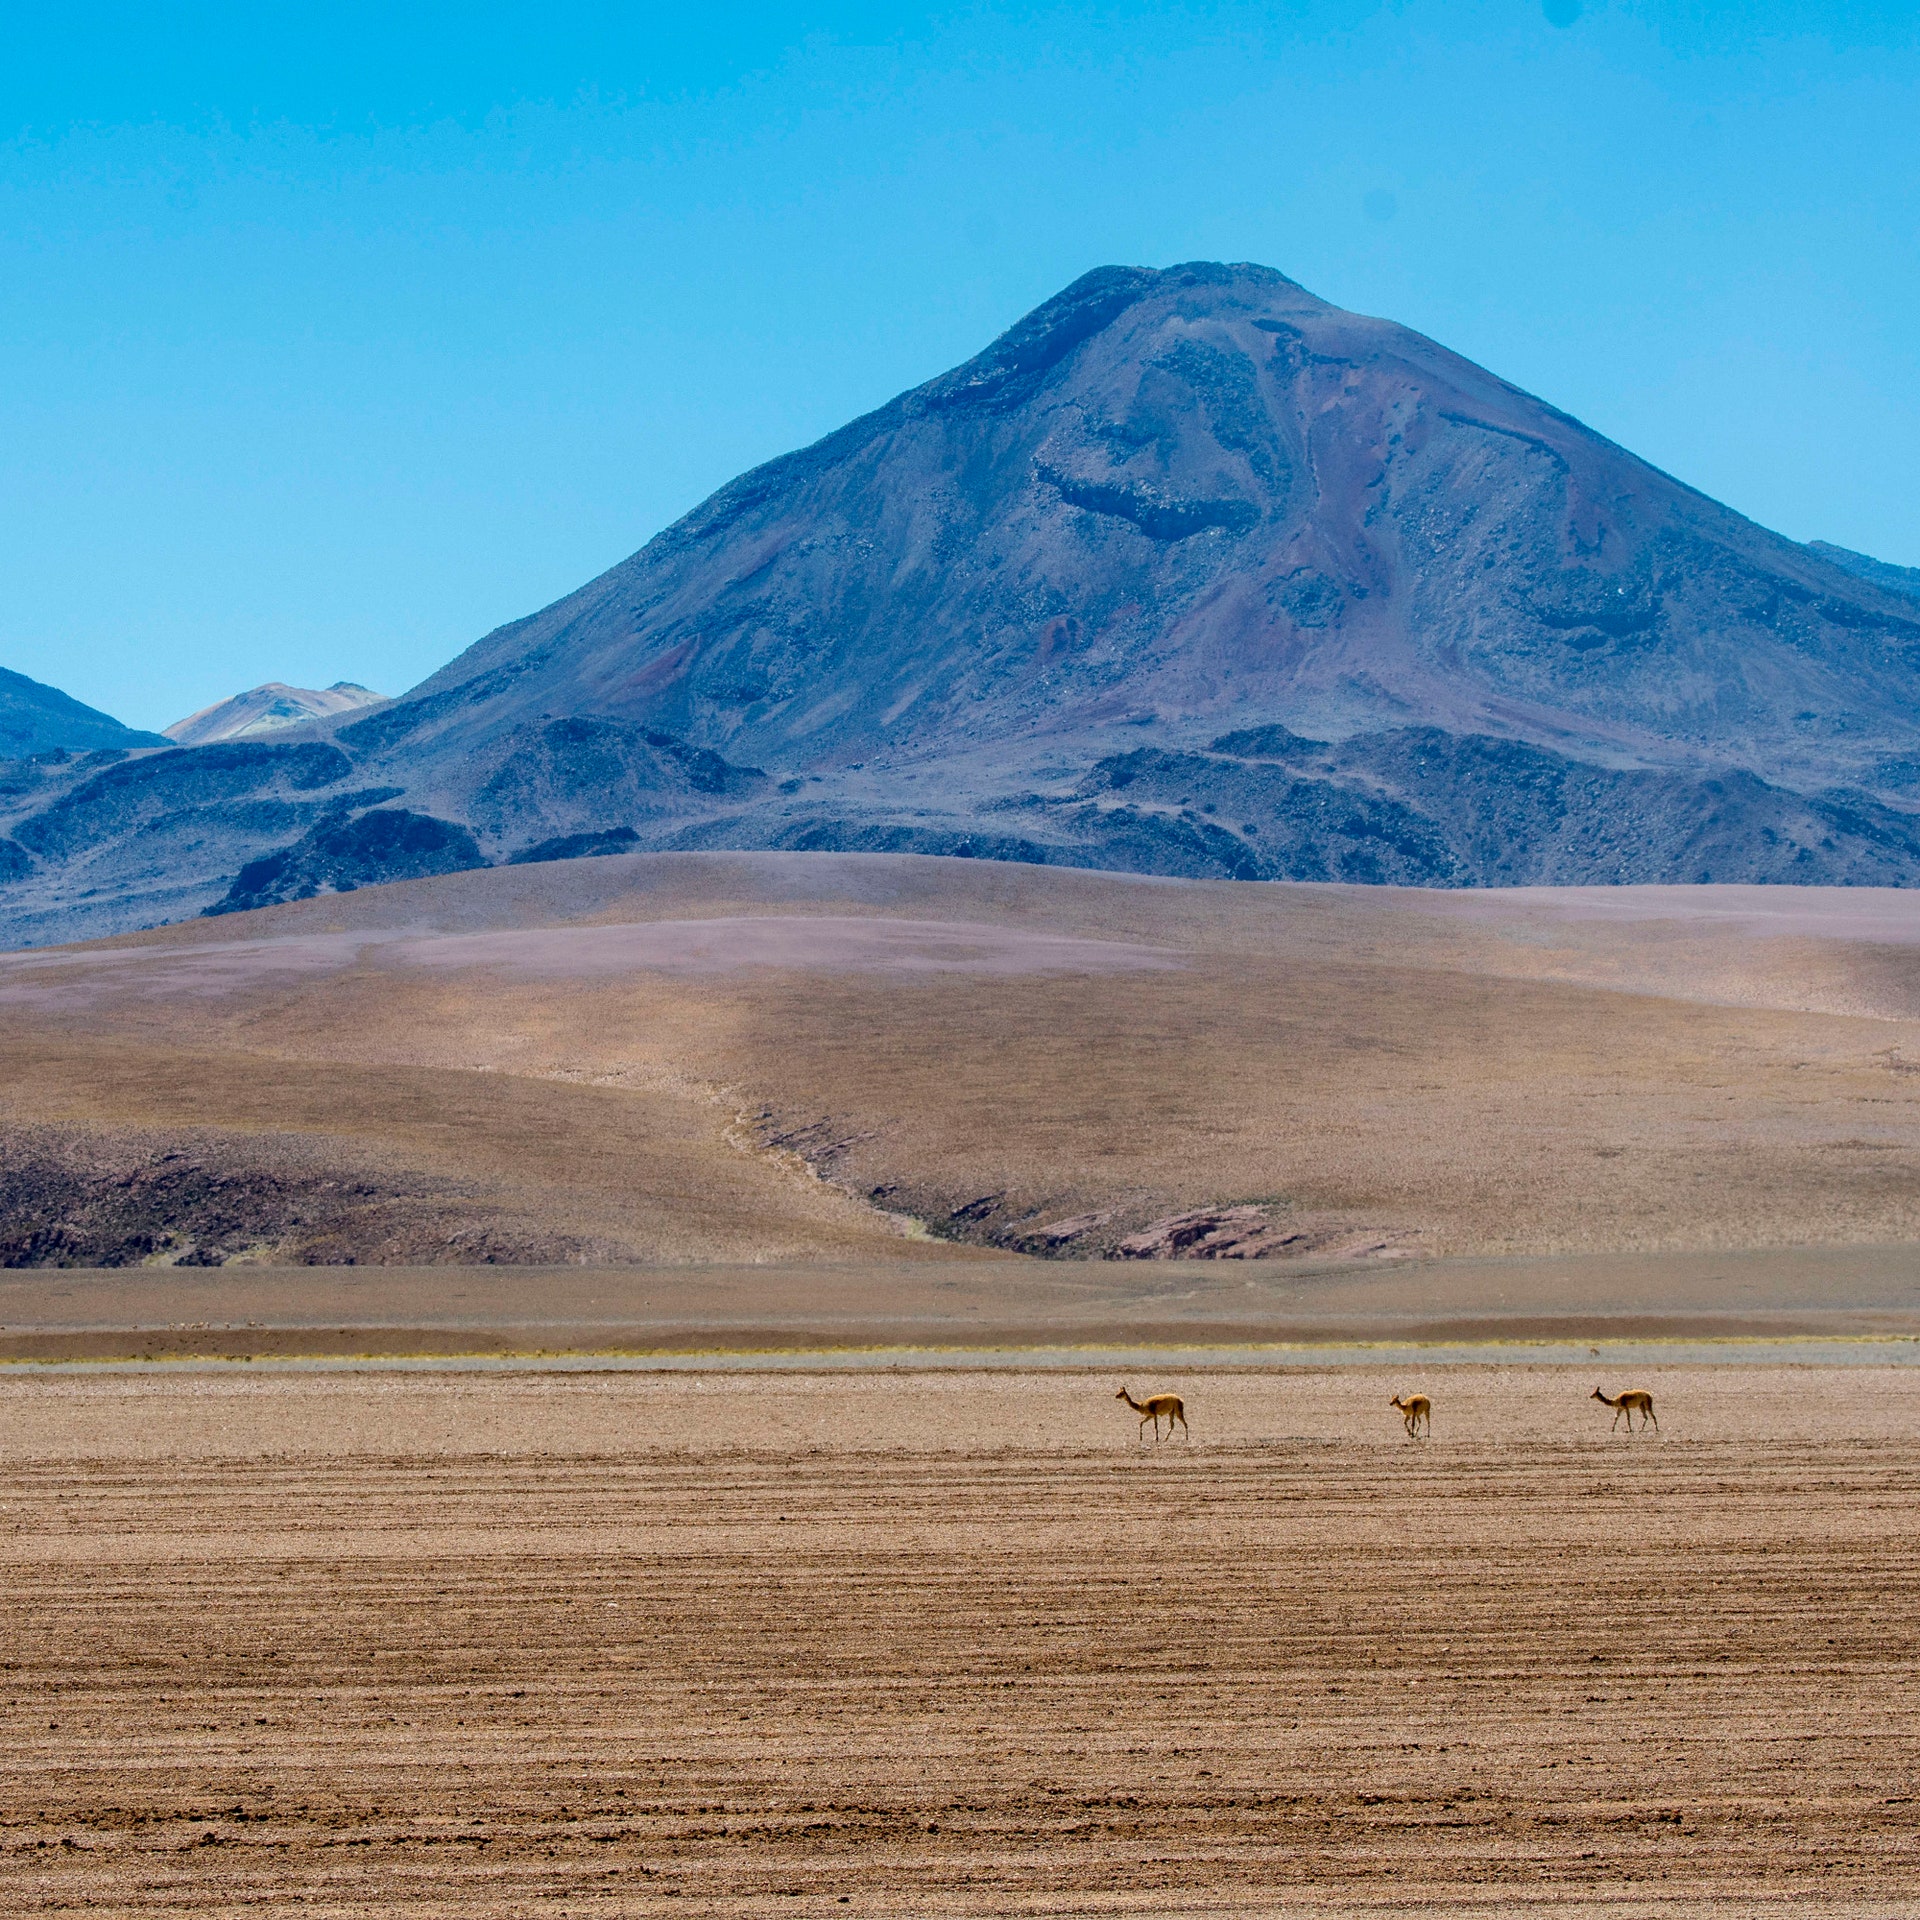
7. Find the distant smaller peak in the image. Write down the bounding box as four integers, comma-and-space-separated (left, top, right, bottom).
164, 679, 388, 747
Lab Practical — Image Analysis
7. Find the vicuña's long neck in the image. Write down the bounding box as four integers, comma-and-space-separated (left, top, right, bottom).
1121, 1390, 1142, 1411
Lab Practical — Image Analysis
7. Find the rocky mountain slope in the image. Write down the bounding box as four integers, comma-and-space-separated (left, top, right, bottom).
5, 260, 1920, 946
0, 667, 168, 758
381, 264, 1920, 803
164, 681, 386, 746
1808, 540, 1920, 605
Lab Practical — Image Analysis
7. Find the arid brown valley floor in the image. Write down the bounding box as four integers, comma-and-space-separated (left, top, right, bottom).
11, 857, 1920, 1914
4, 1363, 1920, 1916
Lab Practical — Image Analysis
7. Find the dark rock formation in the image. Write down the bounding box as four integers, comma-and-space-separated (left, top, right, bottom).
0, 1125, 596, 1267
14, 740, 352, 864
1055, 727, 1920, 885
507, 825, 640, 866
464, 716, 765, 843
0, 742, 389, 943
210, 807, 488, 915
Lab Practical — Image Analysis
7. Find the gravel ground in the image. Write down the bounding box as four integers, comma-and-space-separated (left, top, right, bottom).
2, 1365, 1919, 1915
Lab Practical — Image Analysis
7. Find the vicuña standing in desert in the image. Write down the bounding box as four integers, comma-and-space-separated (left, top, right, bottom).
1390, 1394, 1431, 1438
1592, 1387, 1658, 1432
1116, 1385, 1188, 1442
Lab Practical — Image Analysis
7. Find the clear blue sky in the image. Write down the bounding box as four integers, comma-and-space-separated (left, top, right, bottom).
3, 1, 1915, 733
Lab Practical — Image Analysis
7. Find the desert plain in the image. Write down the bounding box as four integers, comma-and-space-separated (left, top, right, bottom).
5, 1360, 1920, 1916
11, 855, 1920, 1912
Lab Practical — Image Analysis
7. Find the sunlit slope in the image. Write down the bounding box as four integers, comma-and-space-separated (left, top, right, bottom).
6, 852, 1920, 1265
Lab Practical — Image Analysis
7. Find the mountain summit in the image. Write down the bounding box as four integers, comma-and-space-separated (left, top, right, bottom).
165, 681, 387, 746
372, 261, 1920, 792
6, 261, 1920, 944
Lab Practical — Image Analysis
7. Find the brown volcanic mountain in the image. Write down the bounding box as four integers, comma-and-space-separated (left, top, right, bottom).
368, 260, 1920, 797
6, 261, 1920, 943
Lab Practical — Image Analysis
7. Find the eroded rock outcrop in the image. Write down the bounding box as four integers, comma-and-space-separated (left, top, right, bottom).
210, 807, 487, 914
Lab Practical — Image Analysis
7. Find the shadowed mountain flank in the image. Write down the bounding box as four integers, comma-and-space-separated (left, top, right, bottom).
1808, 541, 1920, 605
210, 807, 487, 916
7, 261, 1920, 945
1, 668, 169, 758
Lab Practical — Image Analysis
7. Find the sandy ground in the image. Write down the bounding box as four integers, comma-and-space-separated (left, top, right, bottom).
4, 1363, 1920, 1916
